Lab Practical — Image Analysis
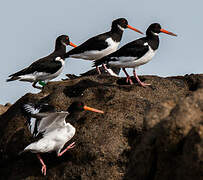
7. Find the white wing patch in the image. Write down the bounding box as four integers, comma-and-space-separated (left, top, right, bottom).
24, 103, 39, 136
28, 117, 37, 135
24, 104, 40, 115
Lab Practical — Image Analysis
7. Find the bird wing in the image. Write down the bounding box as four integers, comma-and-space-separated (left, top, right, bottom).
23, 103, 57, 136
37, 112, 69, 135
23, 103, 45, 136
9, 54, 62, 77
94, 38, 149, 66
118, 41, 148, 58
64, 32, 110, 58
23, 103, 41, 115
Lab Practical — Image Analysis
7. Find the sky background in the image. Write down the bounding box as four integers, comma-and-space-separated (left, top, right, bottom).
0, 0, 202, 104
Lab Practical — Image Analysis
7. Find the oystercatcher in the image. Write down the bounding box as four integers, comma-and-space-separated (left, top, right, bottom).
21, 101, 104, 176
7, 35, 77, 89
63, 18, 143, 73
94, 23, 177, 86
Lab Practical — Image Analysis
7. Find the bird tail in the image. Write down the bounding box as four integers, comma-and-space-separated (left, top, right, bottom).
92, 58, 107, 67
18, 147, 31, 155
18, 149, 25, 155
18, 144, 34, 155
6, 76, 20, 82
6, 67, 29, 82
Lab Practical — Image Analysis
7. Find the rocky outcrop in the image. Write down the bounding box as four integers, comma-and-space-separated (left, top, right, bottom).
0, 103, 11, 115
0, 74, 202, 180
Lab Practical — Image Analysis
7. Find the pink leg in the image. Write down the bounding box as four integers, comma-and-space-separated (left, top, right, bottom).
122, 68, 133, 85
96, 66, 101, 74
36, 154, 46, 176
102, 64, 108, 72
133, 69, 151, 87
57, 142, 76, 157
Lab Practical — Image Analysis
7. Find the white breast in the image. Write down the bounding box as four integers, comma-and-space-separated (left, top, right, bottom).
70, 38, 119, 60
109, 45, 156, 68
33, 123, 75, 153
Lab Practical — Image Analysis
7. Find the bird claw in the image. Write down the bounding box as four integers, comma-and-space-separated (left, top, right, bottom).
41, 165, 46, 176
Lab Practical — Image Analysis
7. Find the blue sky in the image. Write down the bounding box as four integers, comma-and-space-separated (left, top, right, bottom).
0, 0, 202, 104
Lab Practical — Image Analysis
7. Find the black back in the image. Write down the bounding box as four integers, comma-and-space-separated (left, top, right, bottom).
64, 18, 129, 58
9, 35, 70, 77
94, 24, 160, 66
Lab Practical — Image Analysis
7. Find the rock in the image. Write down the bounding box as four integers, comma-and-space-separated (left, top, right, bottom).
0, 103, 12, 115
0, 74, 202, 180
65, 67, 121, 80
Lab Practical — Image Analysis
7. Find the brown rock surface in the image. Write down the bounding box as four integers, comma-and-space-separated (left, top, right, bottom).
0, 103, 11, 115
0, 74, 202, 180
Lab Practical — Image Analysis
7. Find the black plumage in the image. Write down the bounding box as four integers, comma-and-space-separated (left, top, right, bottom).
94, 38, 153, 66
7, 35, 76, 89
9, 56, 63, 77
94, 23, 177, 86
63, 18, 142, 60
64, 18, 124, 58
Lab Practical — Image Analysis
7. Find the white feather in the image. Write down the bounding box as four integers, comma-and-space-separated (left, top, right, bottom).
109, 45, 156, 68
29, 117, 37, 135
24, 122, 75, 154
18, 58, 65, 82
105, 68, 119, 77
70, 38, 119, 60
24, 104, 39, 114
152, 32, 159, 36
117, 25, 125, 31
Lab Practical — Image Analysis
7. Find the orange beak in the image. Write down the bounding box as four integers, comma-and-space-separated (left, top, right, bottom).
160, 29, 177, 36
127, 25, 143, 34
69, 41, 77, 47
83, 105, 104, 114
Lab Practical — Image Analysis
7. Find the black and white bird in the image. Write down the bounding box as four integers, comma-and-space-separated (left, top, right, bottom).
7, 35, 77, 89
63, 18, 143, 74
94, 23, 177, 86
21, 101, 104, 176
